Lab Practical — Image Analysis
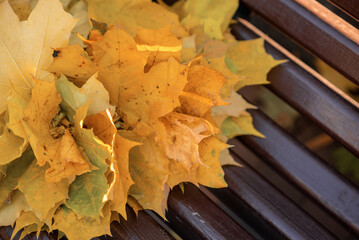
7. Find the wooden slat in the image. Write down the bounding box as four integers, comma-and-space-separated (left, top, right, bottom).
236, 108, 359, 234
240, 0, 359, 85
101, 207, 174, 240
328, 0, 359, 20
166, 184, 254, 240
231, 23, 359, 158
208, 151, 336, 240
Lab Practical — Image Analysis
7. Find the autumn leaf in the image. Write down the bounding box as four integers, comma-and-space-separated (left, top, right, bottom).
0, 190, 31, 227
0, 149, 34, 205
22, 79, 91, 182
48, 45, 100, 86
128, 136, 169, 217
221, 112, 264, 139
158, 112, 214, 174
53, 75, 111, 218
109, 134, 140, 219
55, 74, 114, 123
219, 148, 241, 167
226, 39, 286, 89
64, 0, 91, 47
173, 0, 238, 39
53, 204, 111, 240
134, 26, 182, 70
87, 0, 187, 37
0, 0, 76, 114
17, 161, 71, 220
158, 112, 214, 188
212, 90, 256, 128
91, 26, 188, 135
200, 57, 244, 99
179, 64, 227, 117
10, 211, 42, 240
65, 103, 110, 218
22, 79, 62, 166
197, 136, 228, 188
0, 128, 26, 165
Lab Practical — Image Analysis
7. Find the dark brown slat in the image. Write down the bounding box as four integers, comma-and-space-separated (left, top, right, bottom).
166, 184, 253, 240
208, 150, 336, 240
240, 0, 359, 85
231, 23, 359, 158
102, 207, 174, 240
236, 108, 359, 234
328, 0, 359, 20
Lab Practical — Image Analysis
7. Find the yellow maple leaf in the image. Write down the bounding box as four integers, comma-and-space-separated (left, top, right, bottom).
196, 136, 228, 188
0, 127, 25, 165
83, 110, 136, 219
134, 26, 182, 70
164, 0, 238, 39
0, 190, 31, 227
87, 0, 187, 37
48, 45, 100, 86
22, 79, 91, 182
128, 135, 169, 217
212, 90, 256, 128
84, 110, 117, 147
158, 112, 214, 174
158, 112, 215, 188
52, 204, 112, 240
10, 211, 42, 240
110, 134, 140, 219
221, 112, 264, 139
0, 0, 76, 114
200, 57, 245, 99
17, 161, 71, 220
226, 38, 286, 89
180, 64, 227, 117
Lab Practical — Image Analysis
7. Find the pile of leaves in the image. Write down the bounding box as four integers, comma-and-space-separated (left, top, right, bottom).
0, 0, 283, 239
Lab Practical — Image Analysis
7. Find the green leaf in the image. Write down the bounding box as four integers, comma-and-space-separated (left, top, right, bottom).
58, 86, 110, 218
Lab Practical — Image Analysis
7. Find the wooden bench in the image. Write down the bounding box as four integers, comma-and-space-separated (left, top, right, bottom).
2, 0, 359, 239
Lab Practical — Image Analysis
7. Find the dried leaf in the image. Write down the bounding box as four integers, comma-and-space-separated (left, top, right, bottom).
110, 134, 140, 219
87, 0, 187, 37
10, 211, 42, 240
53, 205, 111, 240
226, 39, 286, 89
63, 103, 109, 218
221, 112, 264, 139
197, 136, 227, 188
0, 149, 34, 205
48, 45, 100, 86
0, 190, 31, 227
17, 161, 70, 220
180, 65, 227, 117
0, 128, 25, 165
128, 136, 169, 217
134, 26, 182, 69
0, 0, 76, 113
